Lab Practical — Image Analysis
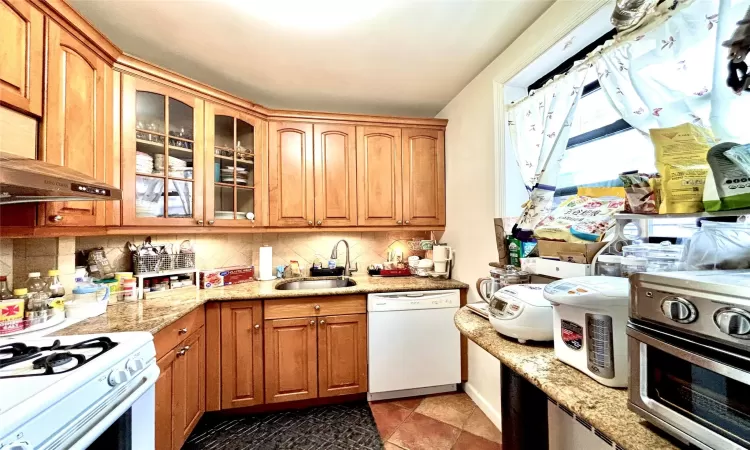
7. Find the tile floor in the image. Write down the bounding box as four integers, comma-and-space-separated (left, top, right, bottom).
369, 393, 502, 450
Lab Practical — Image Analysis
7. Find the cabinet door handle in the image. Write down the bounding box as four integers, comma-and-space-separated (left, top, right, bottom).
405, 220, 410, 224
314, 305, 320, 311
317, 220, 322, 226
308, 220, 313, 226
178, 327, 188, 335
254, 324, 260, 330
196, 219, 204, 225
396, 220, 402, 225
319, 320, 326, 325
177, 345, 191, 356
310, 320, 315, 326
208, 220, 215, 225
51, 215, 63, 223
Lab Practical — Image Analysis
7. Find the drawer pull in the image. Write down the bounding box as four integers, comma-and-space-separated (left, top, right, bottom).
310, 320, 315, 326
178, 327, 188, 335
319, 320, 326, 325
314, 305, 320, 311
254, 324, 260, 330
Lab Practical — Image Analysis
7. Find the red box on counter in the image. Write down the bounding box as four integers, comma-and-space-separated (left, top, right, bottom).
200, 266, 255, 289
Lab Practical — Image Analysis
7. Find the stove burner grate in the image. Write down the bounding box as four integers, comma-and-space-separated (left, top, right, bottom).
0, 336, 119, 378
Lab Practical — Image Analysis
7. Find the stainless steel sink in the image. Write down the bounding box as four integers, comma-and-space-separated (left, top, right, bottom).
274, 278, 357, 291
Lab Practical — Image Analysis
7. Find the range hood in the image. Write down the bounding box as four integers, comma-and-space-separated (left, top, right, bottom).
0, 152, 122, 204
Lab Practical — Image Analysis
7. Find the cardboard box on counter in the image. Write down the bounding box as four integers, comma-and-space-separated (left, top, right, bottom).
536, 240, 608, 264
200, 266, 255, 289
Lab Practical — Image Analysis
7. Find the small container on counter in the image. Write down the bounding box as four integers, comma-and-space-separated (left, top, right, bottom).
67, 285, 109, 319
0, 290, 26, 334
0, 276, 13, 300
121, 278, 137, 302
596, 255, 622, 277
169, 276, 181, 289
621, 256, 648, 278
74, 266, 88, 283
44, 270, 65, 299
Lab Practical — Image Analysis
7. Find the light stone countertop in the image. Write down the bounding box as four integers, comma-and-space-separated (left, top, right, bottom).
454, 307, 682, 450
54, 275, 468, 336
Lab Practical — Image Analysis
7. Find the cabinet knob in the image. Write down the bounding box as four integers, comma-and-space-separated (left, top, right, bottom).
308, 220, 313, 226
319, 320, 326, 325
197, 219, 204, 225
310, 320, 315, 326
51, 215, 63, 223
396, 220, 402, 225
317, 220, 322, 226
178, 327, 188, 335
314, 305, 320, 311
405, 220, 410, 224
254, 324, 260, 330
177, 345, 191, 356
208, 220, 215, 225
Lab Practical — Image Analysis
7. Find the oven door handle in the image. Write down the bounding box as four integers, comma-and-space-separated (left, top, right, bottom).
628, 324, 750, 384
67, 364, 160, 450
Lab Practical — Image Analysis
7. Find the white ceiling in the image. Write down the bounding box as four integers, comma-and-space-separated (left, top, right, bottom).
70, 0, 553, 117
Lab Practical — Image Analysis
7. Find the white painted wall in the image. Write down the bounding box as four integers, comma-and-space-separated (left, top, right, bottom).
436, 0, 610, 431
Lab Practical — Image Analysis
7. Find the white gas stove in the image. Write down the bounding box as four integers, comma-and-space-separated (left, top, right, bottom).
0, 332, 158, 450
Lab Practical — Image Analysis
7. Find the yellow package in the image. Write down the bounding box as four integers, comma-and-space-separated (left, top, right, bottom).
649, 123, 718, 214
577, 187, 626, 198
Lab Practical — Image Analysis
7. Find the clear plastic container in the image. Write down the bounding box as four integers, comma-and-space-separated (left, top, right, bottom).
621, 256, 648, 278
45, 269, 65, 298
596, 255, 622, 277
25, 272, 50, 319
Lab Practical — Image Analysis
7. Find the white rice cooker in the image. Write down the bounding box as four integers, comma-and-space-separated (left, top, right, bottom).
543, 276, 630, 388
488, 284, 553, 344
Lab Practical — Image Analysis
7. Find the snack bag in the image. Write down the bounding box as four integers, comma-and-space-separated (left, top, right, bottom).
649, 123, 718, 214
533, 195, 625, 243
703, 142, 750, 211
619, 171, 660, 214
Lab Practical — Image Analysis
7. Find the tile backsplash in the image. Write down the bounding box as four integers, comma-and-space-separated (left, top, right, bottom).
3, 231, 430, 292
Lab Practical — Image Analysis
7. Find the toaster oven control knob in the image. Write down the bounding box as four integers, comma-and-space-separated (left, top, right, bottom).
660, 297, 697, 323
715, 308, 750, 338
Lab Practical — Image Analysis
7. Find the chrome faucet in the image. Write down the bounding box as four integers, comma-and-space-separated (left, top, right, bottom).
331, 239, 358, 277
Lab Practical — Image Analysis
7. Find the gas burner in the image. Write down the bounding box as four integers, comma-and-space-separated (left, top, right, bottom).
0, 342, 41, 369
0, 336, 119, 378
32, 352, 85, 374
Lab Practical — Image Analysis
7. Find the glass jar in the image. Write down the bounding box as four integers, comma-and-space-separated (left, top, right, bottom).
596, 255, 622, 277
45, 269, 65, 298
621, 256, 648, 278
0, 276, 13, 300
25, 272, 50, 320
476, 266, 530, 303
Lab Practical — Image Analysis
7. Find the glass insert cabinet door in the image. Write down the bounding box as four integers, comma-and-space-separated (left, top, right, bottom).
204, 103, 263, 226
121, 75, 204, 226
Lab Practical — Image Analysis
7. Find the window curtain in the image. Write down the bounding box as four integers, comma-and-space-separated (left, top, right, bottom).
508, 69, 588, 230
593, 0, 750, 140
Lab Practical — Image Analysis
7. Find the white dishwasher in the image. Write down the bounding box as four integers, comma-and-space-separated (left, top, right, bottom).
367, 289, 461, 401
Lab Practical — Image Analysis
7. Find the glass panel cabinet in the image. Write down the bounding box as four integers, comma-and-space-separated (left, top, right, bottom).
121, 75, 204, 226
204, 103, 263, 227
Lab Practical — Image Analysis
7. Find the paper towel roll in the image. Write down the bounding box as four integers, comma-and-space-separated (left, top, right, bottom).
258, 246, 274, 280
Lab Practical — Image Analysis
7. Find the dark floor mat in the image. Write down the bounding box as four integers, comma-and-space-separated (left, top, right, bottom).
183, 401, 383, 450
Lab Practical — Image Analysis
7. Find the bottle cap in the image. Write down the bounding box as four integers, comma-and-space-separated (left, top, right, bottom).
0, 276, 6, 281
13, 288, 28, 296
48, 269, 60, 276
28, 272, 41, 277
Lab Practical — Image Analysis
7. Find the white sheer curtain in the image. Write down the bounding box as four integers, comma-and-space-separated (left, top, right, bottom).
593, 0, 750, 140
508, 69, 588, 230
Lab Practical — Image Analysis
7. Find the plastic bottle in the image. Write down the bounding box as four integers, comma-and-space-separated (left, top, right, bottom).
0, 276, 12, 300
25, 272, 50, 319
45, 269, 65, 298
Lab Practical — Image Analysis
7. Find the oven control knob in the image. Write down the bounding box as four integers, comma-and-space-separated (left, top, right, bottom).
715, 308, 750, 339
126, 358, 145, 375
660, 297, 697, 324
7, 441, 33, 450
108, 369, 130, 386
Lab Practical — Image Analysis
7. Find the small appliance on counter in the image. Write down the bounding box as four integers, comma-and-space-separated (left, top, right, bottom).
543, 276, 630, 388
476, 265, 530, 302
628, 270, 750, 450
489, 284, 552, 343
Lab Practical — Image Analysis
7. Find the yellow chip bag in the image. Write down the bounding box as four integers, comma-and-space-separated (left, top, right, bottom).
649, 123, 718, 214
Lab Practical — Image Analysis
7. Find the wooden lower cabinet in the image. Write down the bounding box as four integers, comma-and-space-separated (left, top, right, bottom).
220, 301, 264, 408
318, 314, 368, 397
264, 317, 318, 403
155, 350, 176, 450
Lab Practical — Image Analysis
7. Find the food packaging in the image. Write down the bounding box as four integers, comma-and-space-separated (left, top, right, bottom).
649, 123, 718, 214
536, 240, 608, 263
200, 266, 255, 289
683, 221, 750, 270
704, 142, 750, 211
619, 171, 660, 214
533, 196, 625, 244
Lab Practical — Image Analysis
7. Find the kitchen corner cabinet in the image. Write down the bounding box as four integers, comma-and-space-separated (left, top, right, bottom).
268, 122, 314, 227
318, 314, 367, 397
41, 19, 110, 227
402, 128, 445, 226
121, 74, 204, 226
264, 317, 318, 403
0, 0, 43, 116
220, 301, 264, 408
357, 127, 403, 226
204, 103, 265, 227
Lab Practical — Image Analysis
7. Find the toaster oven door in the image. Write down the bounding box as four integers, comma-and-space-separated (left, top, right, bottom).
628, 323, 750, 450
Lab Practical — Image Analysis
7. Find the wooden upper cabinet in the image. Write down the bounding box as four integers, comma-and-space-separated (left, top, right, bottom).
314, 124, 357, 227
204, 103, 265, 227
120, 74, 204, 226
172, 327, 205, 448
0, 0, 42, 116
268, 122, 314, 227
318, 314, 367, 397
264, 317, 317, 403
220, 301, 264, 409
42, 19, 110, 227
402, 128, 445, 226
356, 126, 402, 226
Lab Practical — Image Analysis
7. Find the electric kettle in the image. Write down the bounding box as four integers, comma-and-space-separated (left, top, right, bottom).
476, 265, 530, 303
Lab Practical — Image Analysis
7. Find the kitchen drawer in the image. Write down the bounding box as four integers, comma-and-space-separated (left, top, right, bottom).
264, 296, 365, 320
154, 307, 205, 359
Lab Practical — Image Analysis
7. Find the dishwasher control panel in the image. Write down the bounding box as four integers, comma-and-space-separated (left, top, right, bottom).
367, 290, 461, 312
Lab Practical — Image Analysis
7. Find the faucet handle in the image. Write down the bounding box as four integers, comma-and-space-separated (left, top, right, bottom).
350, 262, 358, 273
